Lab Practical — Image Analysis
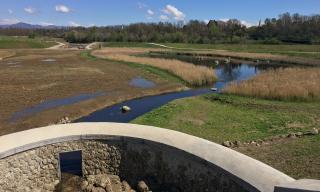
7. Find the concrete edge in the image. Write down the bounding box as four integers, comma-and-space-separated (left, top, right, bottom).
0, 122, 295, 192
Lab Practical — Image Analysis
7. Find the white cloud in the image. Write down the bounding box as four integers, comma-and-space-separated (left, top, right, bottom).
24, 7, 37, 14
240, 20, 257, 27
8, 9, 13, 14
69, 21, 81, 27
219, 18, 229, 22
147, 9, 154, 16
39, 22, 54, 26
204, 19, 210, 24
55, 5, 71, 13
138, 2, 147, 9
0, 18, 19, 25
219, 18, 257, 27
159, 15, 169, 21
162, 5, 185, 21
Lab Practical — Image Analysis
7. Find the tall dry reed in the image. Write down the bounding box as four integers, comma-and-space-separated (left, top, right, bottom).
223, 68, 320, 101
93, 48, 217, 86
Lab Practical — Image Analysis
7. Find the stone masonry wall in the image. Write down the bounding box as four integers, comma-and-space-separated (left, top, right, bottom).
0, 138, 251, 192
0, 140, 121, 192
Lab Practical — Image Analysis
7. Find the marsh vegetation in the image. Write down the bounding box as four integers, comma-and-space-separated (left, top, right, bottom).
223, 68, 320, 101
92, 48, 217, 86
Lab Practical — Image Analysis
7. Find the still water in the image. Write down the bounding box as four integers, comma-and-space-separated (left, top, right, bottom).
77, 61, 282, 123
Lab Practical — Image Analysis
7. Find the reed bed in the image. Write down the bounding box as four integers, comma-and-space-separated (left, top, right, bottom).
223, 68, 320, 101
93, 48, 217, 86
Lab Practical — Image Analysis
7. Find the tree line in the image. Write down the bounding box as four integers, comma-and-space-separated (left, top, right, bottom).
1, 13, 319, 44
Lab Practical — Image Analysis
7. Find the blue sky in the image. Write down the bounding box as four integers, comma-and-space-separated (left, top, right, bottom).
1, 0, 320, 26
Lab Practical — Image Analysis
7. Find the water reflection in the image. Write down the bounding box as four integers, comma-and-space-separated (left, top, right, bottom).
10, 92, 106, 122
130, 77, 156, 88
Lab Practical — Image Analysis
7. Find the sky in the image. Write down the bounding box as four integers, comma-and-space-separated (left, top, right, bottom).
0, 0, 320, 27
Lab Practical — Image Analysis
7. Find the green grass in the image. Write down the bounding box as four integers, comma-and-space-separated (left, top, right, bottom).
132, 94, 320, 143
103, 42, 162, 48
132, 93, 320, 178
237, 135, 320, 179
103, 42, 320, 59
0, 36, 56, 49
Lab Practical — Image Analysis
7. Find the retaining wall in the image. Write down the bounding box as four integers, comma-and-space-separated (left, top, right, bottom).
0, 123, 308, 192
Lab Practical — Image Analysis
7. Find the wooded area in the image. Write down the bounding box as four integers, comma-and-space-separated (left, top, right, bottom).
1, 13, 319, 44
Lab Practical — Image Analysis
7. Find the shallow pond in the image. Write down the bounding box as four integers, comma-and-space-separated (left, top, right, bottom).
130, 77, 156, 88
10, 92, 106, 122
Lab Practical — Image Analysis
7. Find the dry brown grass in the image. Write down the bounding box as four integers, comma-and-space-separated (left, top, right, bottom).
0, 49, 183, 136
223, 68, 320, 101
0, 50, 15, 59
93, 48, 217, 86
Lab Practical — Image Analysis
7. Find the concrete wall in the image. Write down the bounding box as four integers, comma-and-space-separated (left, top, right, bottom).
0, 123, 297, 192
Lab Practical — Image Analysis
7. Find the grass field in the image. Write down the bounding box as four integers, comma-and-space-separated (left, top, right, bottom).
92, 48, 217, 86
132, 94, 320, 178
223, 68, 320, 101
0, 36, 56, 49
103, 42, 320, 66
103, 42, 320, 59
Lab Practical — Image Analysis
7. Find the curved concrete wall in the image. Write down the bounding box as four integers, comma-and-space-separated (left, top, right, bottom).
0, 123, 294, 192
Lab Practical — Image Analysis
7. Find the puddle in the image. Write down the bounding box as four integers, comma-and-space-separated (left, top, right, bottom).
130, 77, 156, 88
42, 59, 57, 62
10, 92, 106, 122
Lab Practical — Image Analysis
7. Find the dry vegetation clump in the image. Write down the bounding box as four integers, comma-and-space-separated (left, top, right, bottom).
93, 48, 217, 86
223, 68, 320, 101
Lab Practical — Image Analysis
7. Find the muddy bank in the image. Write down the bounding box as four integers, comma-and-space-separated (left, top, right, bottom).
0, 49, 183, 136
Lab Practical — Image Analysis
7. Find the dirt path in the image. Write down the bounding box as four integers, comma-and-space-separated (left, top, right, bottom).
85, 42, 101, 50
46, 41, 66, 50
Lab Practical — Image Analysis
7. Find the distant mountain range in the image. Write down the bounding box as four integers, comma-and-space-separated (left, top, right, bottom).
0, 22, 69, 29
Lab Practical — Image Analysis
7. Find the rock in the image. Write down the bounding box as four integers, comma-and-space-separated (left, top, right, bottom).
311, 128, 319, 135
121, 106, 131, 113
234, 141, 242, 147
222, 141, 232, 148
304, 128, 319, 136
210, 87, 218, 92
92, 187, 106, 192
295, 132, 303, 137
57, 116, 71, 124
95, 174, 111, 188
122, 181, 132, 192
80, 180, 89, 190
288, 133, 296, 138
137, 181, 149, 192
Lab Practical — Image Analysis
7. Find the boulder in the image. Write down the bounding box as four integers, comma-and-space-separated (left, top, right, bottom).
95, 174, 111, 189
222, 141, 232, 148
122, 181, 132, 192
211, 87, 218, 92
137, 181, 149, 192
234, 141, 242, 147
121, 106, 131, 113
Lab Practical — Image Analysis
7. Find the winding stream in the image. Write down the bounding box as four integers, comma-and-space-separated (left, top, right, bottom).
77, 61, 285, 123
